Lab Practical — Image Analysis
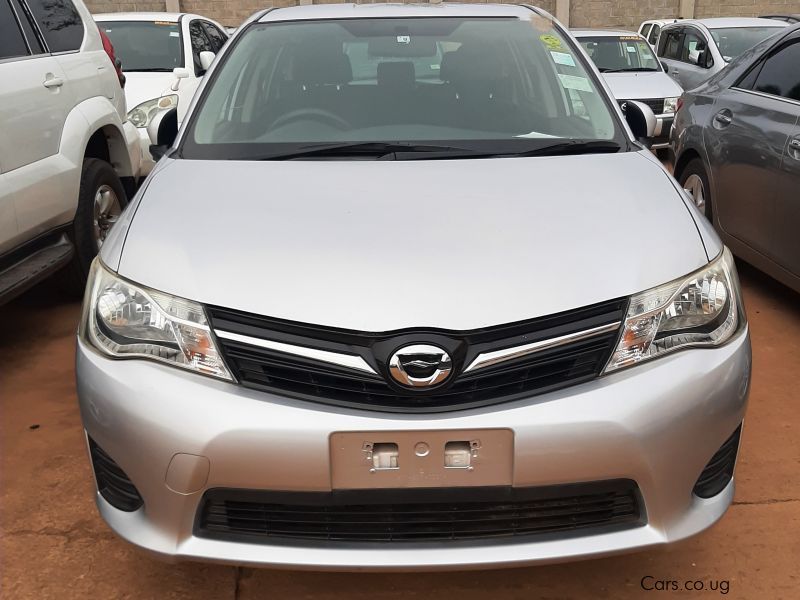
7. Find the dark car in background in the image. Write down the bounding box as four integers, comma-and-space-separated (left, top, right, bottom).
672, 24, 800, 293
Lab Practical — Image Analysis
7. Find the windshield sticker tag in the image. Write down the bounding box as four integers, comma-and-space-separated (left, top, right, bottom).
540, 34, 564, 50
550, 51, 576, 67
626, 45, 637, 52
558, 74, 593, 92
619, 36, 640, 41
397, 35, 410, 44
169, 31, 179, 37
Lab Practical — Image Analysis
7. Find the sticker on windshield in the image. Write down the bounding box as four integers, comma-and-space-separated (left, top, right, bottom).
540, 34, 564, 50
619, 36, 640, 41
625, 45, 637, 53
550, 51, 576, 67
397, 35, 410, 44
558, 74, 593, 92
169, 31, 179, 37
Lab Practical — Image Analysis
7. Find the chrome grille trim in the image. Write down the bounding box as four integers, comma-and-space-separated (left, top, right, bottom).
214, 330, 378, 375
464, 322, 621, 373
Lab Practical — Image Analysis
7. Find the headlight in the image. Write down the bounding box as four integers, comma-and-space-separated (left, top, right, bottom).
127, 94, 178, 128
81, 260, 232, 380
663, 96, 679, 114
604, 248, 741, 373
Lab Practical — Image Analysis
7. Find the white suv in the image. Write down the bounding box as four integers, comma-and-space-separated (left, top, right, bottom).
0, 0, 141, 303
95, 13, 229, 174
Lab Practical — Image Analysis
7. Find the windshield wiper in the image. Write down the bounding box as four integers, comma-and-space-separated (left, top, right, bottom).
599, 67, 659, 73
255, 142, 489, 161
512, 140, 623, 157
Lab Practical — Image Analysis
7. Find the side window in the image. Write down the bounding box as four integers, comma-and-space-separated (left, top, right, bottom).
659, 29, 682, 60
201, 22, 227, 53
189, 20, 213, 73
640, 24, 652, 39
681, 30, 702, 63
26, 0, 84, 53
648, 25, 661, 46
0, 0, 29, 60
751, 40, 800, 101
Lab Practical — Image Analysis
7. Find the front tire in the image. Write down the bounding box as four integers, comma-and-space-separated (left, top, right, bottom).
60, 159, 127, 295
679, 158, 712, 221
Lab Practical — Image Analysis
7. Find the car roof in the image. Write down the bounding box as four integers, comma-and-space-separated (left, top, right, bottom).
258, 3, 539, 22
663, 17, 788, 30
641, 19, 680, 26
94, 12, 185, 22
572, 29, 641, 37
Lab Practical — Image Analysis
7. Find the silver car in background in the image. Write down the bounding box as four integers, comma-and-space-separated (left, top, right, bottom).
76, 3, 750, 570
657, 18, 787, 90
574, 29, 683, 150
673, 23, 800, 294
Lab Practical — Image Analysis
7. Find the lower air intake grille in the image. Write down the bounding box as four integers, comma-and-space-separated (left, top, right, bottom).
631, 98, 665, 114
196, 480, 644, 544
89, 438, 143, 512
693, 425, 742, 499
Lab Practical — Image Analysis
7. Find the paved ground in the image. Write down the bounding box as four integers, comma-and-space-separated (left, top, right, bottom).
2, 262, 798, 599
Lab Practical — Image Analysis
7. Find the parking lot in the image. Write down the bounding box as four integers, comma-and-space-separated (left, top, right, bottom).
2, 260, 798, 599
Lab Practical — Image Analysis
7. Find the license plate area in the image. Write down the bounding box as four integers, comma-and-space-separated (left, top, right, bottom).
330, 429, 513, 489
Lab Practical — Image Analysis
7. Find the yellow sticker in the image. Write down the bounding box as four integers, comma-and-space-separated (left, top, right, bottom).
540, 34, 564, 50
619, 36, 641, 41
154, 21, 173, 25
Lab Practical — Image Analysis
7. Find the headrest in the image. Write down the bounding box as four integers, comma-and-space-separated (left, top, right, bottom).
377, 61, 416, 88
293, 45, 352, 85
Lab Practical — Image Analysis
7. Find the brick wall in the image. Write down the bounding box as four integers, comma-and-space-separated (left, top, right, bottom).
695, 0, 799, 18
84, 0, 800, 28
570, 0, 681, 30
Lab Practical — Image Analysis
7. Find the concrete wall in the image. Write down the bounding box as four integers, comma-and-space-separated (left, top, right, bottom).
85, 0, 800, 28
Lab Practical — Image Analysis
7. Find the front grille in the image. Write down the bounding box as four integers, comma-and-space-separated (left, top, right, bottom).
88, 438, 143, 512
196, 480, 644, 544
208, 299, 625, 412
693, 426, 742, 498
628, 98, 665, 115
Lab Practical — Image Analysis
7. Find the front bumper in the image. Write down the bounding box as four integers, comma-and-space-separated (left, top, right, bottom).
76, 328, 751, 570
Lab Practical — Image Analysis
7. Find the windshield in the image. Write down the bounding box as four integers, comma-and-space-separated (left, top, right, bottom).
709, 26, 784, 62
182, 17, 625, 160
99, 21, 182, 72
579, 35, 660, 72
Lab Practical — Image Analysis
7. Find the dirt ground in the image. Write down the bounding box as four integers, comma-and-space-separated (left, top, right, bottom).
1, 261, 798, 600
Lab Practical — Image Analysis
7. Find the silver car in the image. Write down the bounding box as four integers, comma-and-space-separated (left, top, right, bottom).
657, 18, 787, 90
574, 29, 683, 150
76, 3, 751, 570
673, 23, 800, 294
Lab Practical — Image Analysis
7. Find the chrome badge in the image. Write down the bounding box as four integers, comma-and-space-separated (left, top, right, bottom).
388, 344, 452, 388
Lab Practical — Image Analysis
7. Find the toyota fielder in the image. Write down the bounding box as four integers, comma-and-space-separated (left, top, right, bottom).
76, 3, 751, 570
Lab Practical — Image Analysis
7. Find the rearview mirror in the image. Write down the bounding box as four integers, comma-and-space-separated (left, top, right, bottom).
199, 51, 216, 74
621, 100, 656, 146
147, 107, 178, 162
171, 67, 192, 91
660, 60, 669, 73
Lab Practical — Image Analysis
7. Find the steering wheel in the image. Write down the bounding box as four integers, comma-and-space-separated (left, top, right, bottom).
270, 108, 351, 131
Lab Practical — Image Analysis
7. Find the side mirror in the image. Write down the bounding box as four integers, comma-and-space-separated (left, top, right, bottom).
621, 100, 656, 145
199, 51, 216, 74
147, 107, 178, 162
170, 66, 192, 91
660, 60, 669, 73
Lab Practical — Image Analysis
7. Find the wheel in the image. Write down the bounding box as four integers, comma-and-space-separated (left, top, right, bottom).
678, 158, 712, 220
60, 159, 127, 295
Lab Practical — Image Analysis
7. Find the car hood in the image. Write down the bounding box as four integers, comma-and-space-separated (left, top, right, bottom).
603, 72, 683, 101
115, 151, 708, 331
122, 72, 175, 112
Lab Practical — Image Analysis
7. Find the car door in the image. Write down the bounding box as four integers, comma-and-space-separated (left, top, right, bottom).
703, 39, 799, 260
657, 27, 683, 84
752, 36, 800, 279
0, 0, 71, 251
177, 19, 215, 122
677, 27, 715, 90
